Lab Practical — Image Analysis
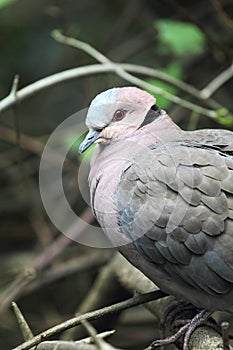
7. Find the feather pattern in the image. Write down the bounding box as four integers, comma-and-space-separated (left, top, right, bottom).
82, 86, 233, 312
117, 135, 233, 299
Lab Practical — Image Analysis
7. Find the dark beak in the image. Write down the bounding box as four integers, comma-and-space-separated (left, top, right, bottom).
78, 130, 101, 155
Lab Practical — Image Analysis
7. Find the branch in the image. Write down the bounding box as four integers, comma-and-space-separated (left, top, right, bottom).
36, 337, 118, 350
1, 63, 217, 117
12, 302, 34, 341
52, 30, 221, 119
1, 63, 186, 114
36, 341, 97, 350
52, 30, 215, 103
0, 64, 113, 114
121, 64, 204, 100
0, 60, 219, 116
111, 254, 230, 350
201, 62, 233, 98
80, 319, 119, 350
22, 330, 116, 350
12, 290, 166, 350
52, 30, 110, 64
10, 75, 20, 97
0, 33, 231, 119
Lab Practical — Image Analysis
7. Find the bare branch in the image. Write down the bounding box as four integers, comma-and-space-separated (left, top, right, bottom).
36, 341, 113, 350
1, 33, 231, 119
36, 341, 94, 350
75, 330, 116, 344
52, 30, 110, 64
111, 254, 231, 350
0, 64, 113, 114
80, 320, 117, 350
12, 302, 34, 341
52, 30, 221, 119
25, 330, 116, 350
201, 62, 233, 98
10, 75, 20, 96
11, 290, 166, 350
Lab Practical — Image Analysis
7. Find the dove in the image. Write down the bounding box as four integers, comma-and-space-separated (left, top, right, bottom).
79, 86, 233, 347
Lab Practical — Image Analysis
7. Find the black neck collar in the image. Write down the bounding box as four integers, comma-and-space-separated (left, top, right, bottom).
139, 104, 162, 128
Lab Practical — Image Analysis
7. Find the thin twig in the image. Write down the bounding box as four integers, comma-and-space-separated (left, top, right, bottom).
80, 320, 107, 349
201, 62, 233, 98
36, 341, 90, 350
0, 63, 213, 116
52, 30, 233, 112
36, 341, 108, 350
12, 302, 34, 341
52, 30, 222, 119
0, 61, 220, 116
12, 290, 166, 350
75, 330, 115, 344
52, 30, 110, 64
0, 35, 231, 118
10, 74, 20, 96
0, 64, 112, 114
121, 64, 205, 100
112, 68, 218, 118
53, 29, 212, 101
62, 253, 126, 341
36, 330, 116, 350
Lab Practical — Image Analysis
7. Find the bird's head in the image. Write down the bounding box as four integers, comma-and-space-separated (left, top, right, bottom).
79, 87, 164, 154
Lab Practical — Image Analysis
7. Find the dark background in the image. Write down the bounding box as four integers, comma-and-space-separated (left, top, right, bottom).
0, 0, 233, 349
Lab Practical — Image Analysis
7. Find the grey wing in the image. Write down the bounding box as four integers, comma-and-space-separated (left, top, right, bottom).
181, 128, 233, 154
117, 144, 233, 296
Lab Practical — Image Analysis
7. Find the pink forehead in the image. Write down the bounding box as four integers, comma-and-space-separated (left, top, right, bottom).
117, 87, 156, 106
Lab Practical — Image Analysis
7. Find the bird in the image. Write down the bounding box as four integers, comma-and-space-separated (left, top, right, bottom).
79, 86, 233, 347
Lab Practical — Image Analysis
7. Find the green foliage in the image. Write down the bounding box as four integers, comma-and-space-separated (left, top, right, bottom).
0, 0, 17, 10
148, 20, 206, 109
156, 19, 206, 55
148, 63, 182, 109
216, 108, 233, 127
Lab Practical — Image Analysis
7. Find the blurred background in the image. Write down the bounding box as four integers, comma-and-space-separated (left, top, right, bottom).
0, 0, 233, 349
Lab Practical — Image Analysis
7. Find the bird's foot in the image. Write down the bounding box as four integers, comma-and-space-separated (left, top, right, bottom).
148, 308, 213, 350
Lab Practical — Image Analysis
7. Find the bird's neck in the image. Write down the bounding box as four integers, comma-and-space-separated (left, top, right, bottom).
88, 114, 181, 246
91, 114, 181, 166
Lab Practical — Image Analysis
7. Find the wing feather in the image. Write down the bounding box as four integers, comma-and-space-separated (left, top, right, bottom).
117, 143, 233, 296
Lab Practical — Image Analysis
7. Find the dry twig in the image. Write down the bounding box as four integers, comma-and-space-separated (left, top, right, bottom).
12, 290, 166, 350
0, 32, 232, 119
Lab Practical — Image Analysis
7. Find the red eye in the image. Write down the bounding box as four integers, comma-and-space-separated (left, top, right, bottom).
113, 109, 125, 121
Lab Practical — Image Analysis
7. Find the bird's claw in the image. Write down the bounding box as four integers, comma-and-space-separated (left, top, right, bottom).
148, 309, 213, 350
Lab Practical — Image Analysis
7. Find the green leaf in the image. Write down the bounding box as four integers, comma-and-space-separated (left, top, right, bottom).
156, 20, 206, 55
215, 108, 233, 127
147, 63, 182, 109
0, 0, 17, 10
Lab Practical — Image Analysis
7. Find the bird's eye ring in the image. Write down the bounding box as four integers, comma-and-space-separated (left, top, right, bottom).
113, 109, 126, 121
